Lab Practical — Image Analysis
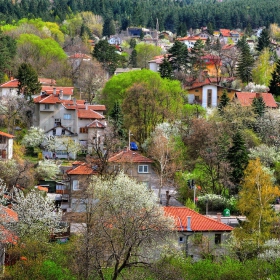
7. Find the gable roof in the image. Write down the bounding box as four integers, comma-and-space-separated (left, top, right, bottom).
66, 162, 98, 175
0, 131, 14, 138
164, 206, 233, 232
33, 94, 63, 104
235, 92, 278, 108
41, 86, 74, 96
0, 79, 19, 88
108, 149, 153, 163
87, 120, 106, 128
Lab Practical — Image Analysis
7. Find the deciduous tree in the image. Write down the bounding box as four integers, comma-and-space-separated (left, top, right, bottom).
235, 158, 280, 248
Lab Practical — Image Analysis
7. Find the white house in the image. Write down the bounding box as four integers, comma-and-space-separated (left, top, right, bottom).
0, 131, 14, 160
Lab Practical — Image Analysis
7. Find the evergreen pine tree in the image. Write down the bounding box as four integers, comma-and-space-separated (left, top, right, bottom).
168, 40, 189, 72
17, 63, 41, 100
256, 28, 270, 52
129, 38, 136, 49
128, 49, 137, 68
252, 96, 266, 117
269, 59, 280, 97
159, 56, 173, 79
110, 101, 125, 138
236, 37, 254, 84
102, 18, 115, 37
227, 131, 249, 193
218, 89, 230, 113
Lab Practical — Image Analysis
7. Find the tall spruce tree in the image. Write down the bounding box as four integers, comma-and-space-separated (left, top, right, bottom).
218, 89, 230, 113
168, 40, 188, 72
128, 49, 137, 67
252, 96, 266, 117
256, 28, 270, 52
227, 131, 249, 193
236, 37, 254, 84
110, 101, 125, 138
159, 56, 173, 79
17, 63, 41, 100
269, 59, 280, 97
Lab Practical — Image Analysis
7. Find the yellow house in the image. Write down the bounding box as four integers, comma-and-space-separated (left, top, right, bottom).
186, 80, 237, 108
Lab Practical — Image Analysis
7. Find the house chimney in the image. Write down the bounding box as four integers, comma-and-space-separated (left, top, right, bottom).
59, 89, 63, 99
217, 213, 221, 223
53, 87, 56, 95
187, 216, 192, 231
85, 102, 89, 110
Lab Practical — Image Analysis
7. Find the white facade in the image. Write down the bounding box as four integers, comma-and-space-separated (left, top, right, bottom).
201, 85, 218, 108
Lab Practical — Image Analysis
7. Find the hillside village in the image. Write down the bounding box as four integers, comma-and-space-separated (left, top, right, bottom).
1, 12, 280, 279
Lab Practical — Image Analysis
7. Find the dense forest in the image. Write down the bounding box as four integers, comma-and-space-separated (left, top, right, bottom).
0, 0, 280, 33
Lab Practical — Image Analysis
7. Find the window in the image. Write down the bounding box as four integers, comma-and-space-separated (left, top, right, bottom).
215, 233, 221, 244
64, 114, 71, 120
44, 104, 50, 109
0, 136, 6, 144
52, 129, 56, 136
194, 96, 200, 101
179, 236, 185, 243
73, 180, 79, 191
138, 165, 149, 173
195, 89, 199, 92
55, 119, 61, 126
80, 127, 88, 133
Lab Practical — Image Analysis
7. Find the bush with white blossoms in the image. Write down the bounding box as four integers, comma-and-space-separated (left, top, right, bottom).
22, 126, 46, 147
244, 82, 269, 93
35, 160, 60, 180
258, 239, 280, 262
249, 144, 280, 167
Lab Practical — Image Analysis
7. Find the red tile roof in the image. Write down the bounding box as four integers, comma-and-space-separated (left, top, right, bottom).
68, 53, 92, 59
39, 78, 56, 85
0, 131, 14, 138
220, 29, 231, 37
164, 207, 233, 232
41, 86, 74, 95
88, 105, 106, 111
33, 94, 62, 104
108, 149, 153, 163
66, 163, 98, 175
177, 36, 207, 42
0, 79, 19, 88
235, 92, 278, 108
77, 109, 105, 119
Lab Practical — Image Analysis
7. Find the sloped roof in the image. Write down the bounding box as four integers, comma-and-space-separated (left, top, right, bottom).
41, 86, 74, 96
164, 206, 233, 232
235, 92, 278, 108
220, 29, 231, 37
108, 149, 153, 163
77, 109, 105, 119
0, 79, 19, 88
88, 105, 106, 111
66, 163, 98, 175
177, 36, 207, 42
87, 120, 106, 128
33, 94, 62, 104
68, 53, 91, 59
0, 131, 14, 138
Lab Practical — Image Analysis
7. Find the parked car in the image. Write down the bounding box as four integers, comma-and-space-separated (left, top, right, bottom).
130, 142, 138, 151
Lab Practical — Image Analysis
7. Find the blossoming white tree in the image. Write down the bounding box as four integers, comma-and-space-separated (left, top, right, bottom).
74, 172, 175, 280
35, 160, 60, 181
10, 189, 62, 240
21, 126, 46, 148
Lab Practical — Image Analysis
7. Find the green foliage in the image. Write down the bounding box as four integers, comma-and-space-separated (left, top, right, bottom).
252, 96, 266, 117
40, 260, 76, 280
0, 32, 16, 82
256, 28, 270, 53
109, 101, 125, 138
185, 198, 200, 212
227, 131, 249, 190
218, 89, 230, 113
17, 63, 42, 100
93, 39, 124, 76
135, 43, 162, 69
236, 37, 254, 84
128, 49, 137, 67
269, 59, 280, 97
17, 33, 67, 61
159, 56, 173, 79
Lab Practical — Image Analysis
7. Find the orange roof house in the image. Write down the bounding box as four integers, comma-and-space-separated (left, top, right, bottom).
164, 206, 233, 259
235, 92, 278, 108
108, 149, 153, 188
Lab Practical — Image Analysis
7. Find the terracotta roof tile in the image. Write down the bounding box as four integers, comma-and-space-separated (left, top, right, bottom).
33, 94, 62, 104
220, 29, 231, 37
77, 109, 105, 119
236, 92, 278, 108
0, 79, 19, 88
108, 150, 153, 163
88, 105, 106, 111
66, 163, 98, 175
0, 131, 14, 138
164, 207, 233, 232
41, 86, 74, 95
